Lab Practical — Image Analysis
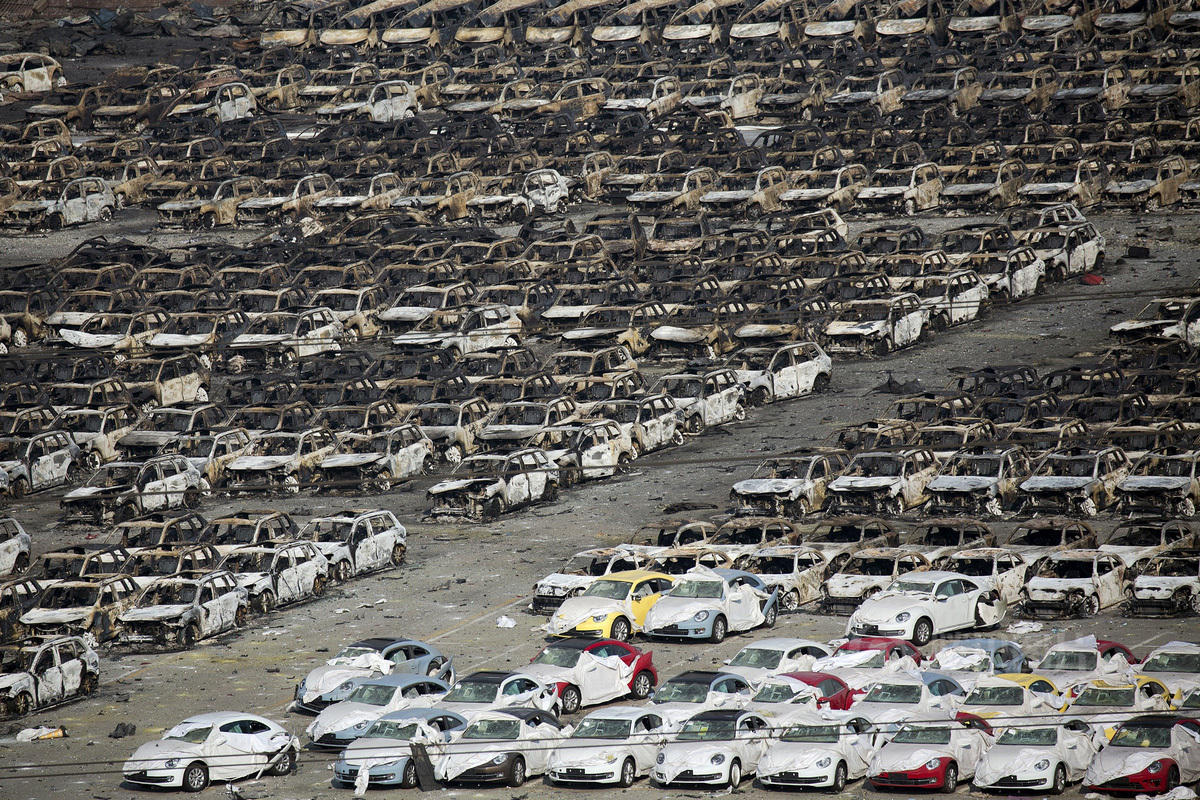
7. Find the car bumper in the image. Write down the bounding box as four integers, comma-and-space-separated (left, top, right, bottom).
548, 766, 622, 784
446, 760, 513, 783
532, 594, 569, 614
644, 621, 713, 639
652, 767, 725, 785
123, 768, 184, 788
1020, 597, 1087, 617
334, 762, 409, 787
848, 621, 909, 638
979, 774, 1055, 790
870, 766, 947, 788
759, 768, 838, 788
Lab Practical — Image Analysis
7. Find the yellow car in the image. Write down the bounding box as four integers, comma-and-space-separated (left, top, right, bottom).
960, 673, 1067, 723
545, 570, 674, 641
1065, 676, 1174, 740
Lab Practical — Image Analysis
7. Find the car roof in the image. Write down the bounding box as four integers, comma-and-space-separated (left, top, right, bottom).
351, 637, 412, 650
579, 705, 658, 722
688, 709, 748, 723
741, 637, 826, 651
180, 711, 272, 725
670, 670, 726, 684
378, 708, 466, 724
462, 670, 511, 682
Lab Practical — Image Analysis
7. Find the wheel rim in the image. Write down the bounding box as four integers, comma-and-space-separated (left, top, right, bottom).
835, 763, 846, 790
730, 762, 740, 787
782, 591, 799, 611
633, 672, 651, 697
404, 761, 417, 787
613, 619, 630, 641
944, 765, 956, 789
1054, 765, 1065, 791
622, 759, 635, 785
563, 687, 580, 713
713, 619, 726, 640
513, 760, 525, 784
916, 620, 931, 643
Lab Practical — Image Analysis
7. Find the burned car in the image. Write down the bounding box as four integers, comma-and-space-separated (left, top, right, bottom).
825, 294, 928, 357
1124, 549, 1200, 617
117, 570, 248, 650
730, 450, 850, 517
219, 540, 329, 613
225, 428, 339, 496
0, 635, 99, 715
1118, 449, 1200, 518
20, 574, 140, 641
1019, 447, 1132, 516
427, 448, 559, 521
825, 448, 940, 515
926, 447, 1031, 516
299, 509, 407, 582
60, 455, 206, 524
317, 424, 434, 492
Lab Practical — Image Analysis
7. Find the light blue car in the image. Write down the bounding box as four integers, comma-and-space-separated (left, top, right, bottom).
333, 708, 467, 789
925, 637, 1031, 690
642, 569, 780, 643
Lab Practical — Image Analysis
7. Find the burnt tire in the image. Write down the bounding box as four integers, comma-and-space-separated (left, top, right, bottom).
255, 591, 276, 615
182, 762, 209, 793
391, 544, 406, 566
13, 553, 28, 574
235, 605, 249, 627
9, 478, 27, 499
312, 575, 327, 597
1082, 594, 1100, 617
80, 671, 98, 695
813, 373, 830, 393
180, 623, 200, 649
334, 560, 352, 583
684, 415, 705, 435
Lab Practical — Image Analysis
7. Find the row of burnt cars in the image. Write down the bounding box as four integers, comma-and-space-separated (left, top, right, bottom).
0, 505, 409, 715
6, 0, 1200, 230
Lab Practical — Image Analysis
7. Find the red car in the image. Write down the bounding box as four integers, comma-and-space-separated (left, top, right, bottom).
1097, 640, 1140, 664
525, 637, 657, 714
783, 671, 861, 710
836, 636, 925, 665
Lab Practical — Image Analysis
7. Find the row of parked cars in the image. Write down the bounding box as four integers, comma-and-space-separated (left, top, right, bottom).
0, 507, 409, 715
122, 628, 1200, 794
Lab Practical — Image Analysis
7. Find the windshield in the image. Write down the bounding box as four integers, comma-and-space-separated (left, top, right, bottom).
442, 680, 498, 704
221, 552, 272, 573
782, 724, 839, 743
652, 681, 708, 704
888, 579, 934, 594
840, 557, 898, 576
1142, 652, 1200, 674
1038, 650, 1097, 671
363, 720, 419, 740
583, 579, 630, 600
863, 683, 921, 704
893, 726, 951, 745
753, 682, 806, 703
461, 719, 521, 740
138, 583, 198, 606
669, 580, 723, 599
348, 684, 397, 706
1038, 559, 1094, 580
40, 585, 100, 608
947, 456, 1002, 477
846, 455, 903, 477
930, 654, 989, 672
87, 464, 136, 487
965, 685, 1023, 706
1037, 456, 1096, 478
730, 648, 782, 669
677, 718, 735, 741
165, 726, 212, 744
945, 557, 996, 577
997, 727, 1057, 746
1111, 725, 1173, 748
571, 718, 632, 739
531, 647, 581, 668
1074, 687, 1134, 707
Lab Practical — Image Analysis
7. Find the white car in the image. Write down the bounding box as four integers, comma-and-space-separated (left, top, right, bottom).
1032, 636, 1138, 694
958, 675, 1064, 725
546, 707, 667, 787
0, 635, 99, 715
1021, 550, 1126, 618
123, 712, 299, 792
825, 449, 940, 515
736, 546, 828, 612
1138, 642, 1200, 697
758, 714, 881, 791
974, 724, 1096, 793
732, 341, 832, 406
651, 709, 772, 788
1127, 550, 1200, 616
117, 571, 247, 650
648, 670, 755, 729
305, 674, 449, 747
0, 516, 31, 576
852, 674, 964, 728
641, 567, 779, 643
426, 449, 560, 522
846, 570, 1004, 646
293, 637, 454, 713
720, 638, 831, 683
1086, 715, 1200, 794
868, 719, 992, 791
437, 708, 569, 787
434, 670, 559, 717
392, 304, 521, 356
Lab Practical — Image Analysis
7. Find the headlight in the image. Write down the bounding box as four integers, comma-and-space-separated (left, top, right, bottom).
604, 754, 617, 763
591, 613, 609, 622
165, 759, 179, 768
492, 755, 509, 765
297, 680, 306, 693
1034, 759, 1050, 771
694, 610, 710, 622
711, 754, 726, 765
816, 757, 831, 768
656, 753, 665, 765
925, 758, 942, 770
1148, 761, 1164, 774
895, 612, 911, 623
353, 720, 370, 730
337, 681, 355, 692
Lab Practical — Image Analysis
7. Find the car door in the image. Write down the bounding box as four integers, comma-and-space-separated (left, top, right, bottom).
629, 578, 664, 627
1095, 556, 1123, 608
350, 519, 381, 573
274, 549, 304, 604
196, 583, 224, 635
579, 430, 613, 478
711, 676, 753, 708
505, 454, 532, 506
1175, 723, 1200, 774
56, 639, 86, 696
31, 646, 64, 705
137, 462, 167, 511
213, 719, 274, 780
934, 579, 973, 630
770, 348, 800, 399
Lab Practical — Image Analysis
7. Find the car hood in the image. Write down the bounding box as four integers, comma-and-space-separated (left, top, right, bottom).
826, 320, 887, 337
942, 183, 993, 197
536, 573, 593, 593
228, 455, 293, 472
548, 596, 627, 634
651, 325, 707, 343
1106, 179, 1156, 195
480, 425, 538, 439
378, 306, 435, 323
829, 476, 902, 492
150, 333, 210, 348
929, 475, 997, 493
655, 742, 742, 781
231, 333, 290, 347
871, 743, 957, 773
1020, 476, 1092, 492
644, 595, 720, 629
64, 484, 126, 501
1118, 476, 1191, 492
732, 478, 811, 497
308, 702, 384, 740
827, 573, 890, 597
1019, 183, 1074, 196
21, 607, 88, 625
59, 329, 123, 348
125, 738, 206, 773
300, 662, 384, 704
120, 430, 177, 447
119, 605, 190, 623
320, 453, 382, 469
428, 477, 494, 495
852, 591, 930, 623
